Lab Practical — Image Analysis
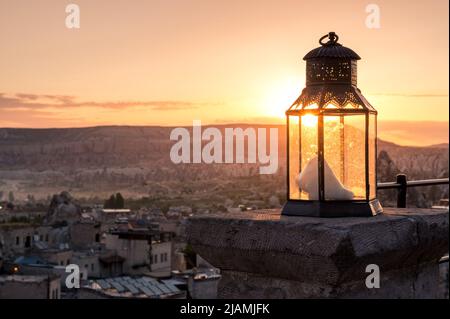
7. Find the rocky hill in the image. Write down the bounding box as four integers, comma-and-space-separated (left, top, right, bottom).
0, 125, 447, 208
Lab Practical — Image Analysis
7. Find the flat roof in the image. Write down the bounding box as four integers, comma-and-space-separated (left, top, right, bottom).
0, 275, 49, 283
102, 209, 131, 213
86, 276, 183, 298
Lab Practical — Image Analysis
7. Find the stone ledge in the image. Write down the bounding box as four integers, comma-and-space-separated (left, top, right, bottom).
186, 208, 449, 298
218, 262, 441, 299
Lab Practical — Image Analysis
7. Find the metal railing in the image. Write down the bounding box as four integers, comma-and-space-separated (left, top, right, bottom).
377, 174, 449, 208
378, 175, 449, 267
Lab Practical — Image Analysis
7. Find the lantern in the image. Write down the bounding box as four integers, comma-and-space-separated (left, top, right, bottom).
282, 32, 383, 217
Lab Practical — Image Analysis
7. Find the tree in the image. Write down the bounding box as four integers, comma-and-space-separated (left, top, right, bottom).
104, 194, 116, 209
104, 193, 125, 209
8, 191, 14, 203
115, 193, 125, 209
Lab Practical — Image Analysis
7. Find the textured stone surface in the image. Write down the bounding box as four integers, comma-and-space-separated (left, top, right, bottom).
218, 262, 441, 299
186, 208, 449, 298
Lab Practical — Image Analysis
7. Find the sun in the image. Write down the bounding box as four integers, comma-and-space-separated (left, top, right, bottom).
262, 77, 303, 118
302, 114, 318, 127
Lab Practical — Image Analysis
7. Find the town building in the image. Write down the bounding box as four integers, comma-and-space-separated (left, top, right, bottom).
0, 224, 61, 258
0, 274, 61, 299
34, 248, 73, 267
104, 228, 173, 276
69, 220, 102, 249
71, 249, 124, 279
186, 255, 221, 299
96, 208, 132, 223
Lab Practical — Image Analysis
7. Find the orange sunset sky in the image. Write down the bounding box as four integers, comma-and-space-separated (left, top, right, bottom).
0, 0, 448, 146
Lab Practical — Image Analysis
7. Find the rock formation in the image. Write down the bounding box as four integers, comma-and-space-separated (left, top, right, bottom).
46, 191, 81, 225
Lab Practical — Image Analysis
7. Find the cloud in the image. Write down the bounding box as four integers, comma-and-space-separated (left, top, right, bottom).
0, 93, 201, 111
15, 93, 40, 100
78, 100, 201, 110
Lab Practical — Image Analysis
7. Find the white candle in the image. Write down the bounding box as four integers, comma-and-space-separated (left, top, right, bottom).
298, 156, 354, 200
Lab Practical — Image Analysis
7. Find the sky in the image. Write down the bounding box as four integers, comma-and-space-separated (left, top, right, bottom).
0, 0, 448, 146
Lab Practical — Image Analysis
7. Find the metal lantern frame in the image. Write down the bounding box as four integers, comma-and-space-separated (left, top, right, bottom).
282, 32, 383, 217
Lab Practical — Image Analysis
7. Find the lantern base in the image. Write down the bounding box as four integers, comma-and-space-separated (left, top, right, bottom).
281, 199, 383, 217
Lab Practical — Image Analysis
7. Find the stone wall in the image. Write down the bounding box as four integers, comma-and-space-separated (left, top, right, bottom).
187, 208, 449, 299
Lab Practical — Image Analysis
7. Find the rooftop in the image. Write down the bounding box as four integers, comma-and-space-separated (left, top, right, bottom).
84, 276, 184, 299
14, 255, 49, 266
0, 275, 50, 283
102, 209, 131, 213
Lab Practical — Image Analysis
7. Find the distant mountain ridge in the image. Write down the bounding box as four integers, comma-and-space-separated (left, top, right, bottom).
0, 125, 447, 171
0, 125, 447, 207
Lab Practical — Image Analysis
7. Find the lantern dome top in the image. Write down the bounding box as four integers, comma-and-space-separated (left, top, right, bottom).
287, 32, 377, 114
303, 32, 361, 61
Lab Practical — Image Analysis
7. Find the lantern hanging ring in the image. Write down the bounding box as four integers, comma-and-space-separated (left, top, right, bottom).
319, 32, 339, 46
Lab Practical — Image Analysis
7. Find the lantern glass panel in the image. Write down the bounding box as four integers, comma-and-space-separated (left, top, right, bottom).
288, 115, 300, 200
369, 113, 377, 199
300, 114, 318, 199
323, 114, 366, 200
